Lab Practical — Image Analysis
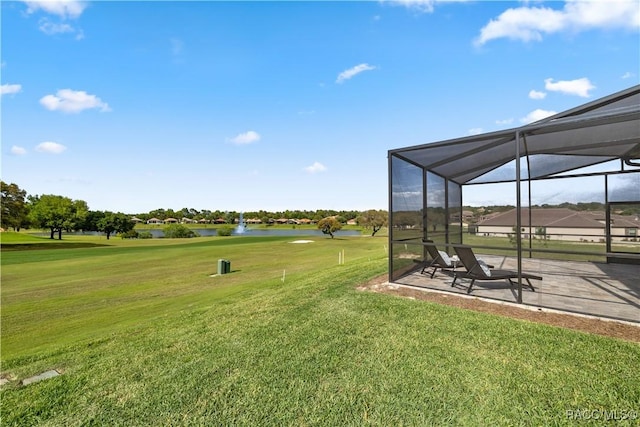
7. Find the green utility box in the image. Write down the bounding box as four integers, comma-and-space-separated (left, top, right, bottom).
217, 259, 231, 275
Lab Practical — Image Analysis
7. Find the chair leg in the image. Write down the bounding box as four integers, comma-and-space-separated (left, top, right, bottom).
451, 274, 457, 287
526, 279, 535, 292
430, 267, 437, 279
466, 279, 476, 294
421, 260, 434, 275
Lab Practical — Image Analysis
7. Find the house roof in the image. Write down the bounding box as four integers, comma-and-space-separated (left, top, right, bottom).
389, 85, 640, 185
478, 208, 640, 229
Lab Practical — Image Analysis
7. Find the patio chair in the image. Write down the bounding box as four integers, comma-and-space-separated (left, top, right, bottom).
421, 240, 494, 281
452, 244, 542, 294
420, 240, 457, 278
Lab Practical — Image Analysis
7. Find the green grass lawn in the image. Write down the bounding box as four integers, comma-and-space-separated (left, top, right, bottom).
1, 233, 639, 426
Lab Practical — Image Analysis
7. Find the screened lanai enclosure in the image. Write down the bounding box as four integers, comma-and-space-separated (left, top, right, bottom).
388, 85, 640, 322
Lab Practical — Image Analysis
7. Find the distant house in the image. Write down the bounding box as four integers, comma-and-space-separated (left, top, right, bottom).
131, 217, 144, 224
213, 218, 227, 224
198, 218, 210, 224
451, 210, 475, 223
476, 208, 640, 242
164, 218, 179, 224
246, 218, 262, 224
181, 218, 196, 224
146, 218, 164, 224
347, 219, 357, 225
298, 218, 314, 225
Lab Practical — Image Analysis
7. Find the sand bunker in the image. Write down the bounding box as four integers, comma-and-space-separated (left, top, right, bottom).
290, 240, 314, 244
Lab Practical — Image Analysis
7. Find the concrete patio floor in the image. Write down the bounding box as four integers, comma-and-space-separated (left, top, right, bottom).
393, 255, 639, 324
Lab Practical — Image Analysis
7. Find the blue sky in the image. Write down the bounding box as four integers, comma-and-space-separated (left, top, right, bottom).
2, 0, 639, 214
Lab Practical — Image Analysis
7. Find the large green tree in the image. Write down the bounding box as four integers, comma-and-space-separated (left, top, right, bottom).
317, 217, 342, 239
29, 195, 88, 239
88, 211, 135, 239
357, 209, 388, 236
1, 181, 29, 231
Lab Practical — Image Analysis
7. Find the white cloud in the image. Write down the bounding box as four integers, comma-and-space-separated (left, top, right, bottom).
621, 71, 635, 79
336, 63, 376, 84
496, 118, 514, 126
544, 77, 595, 97
304, 161, 327, 174
383, 0, 469, 14
475, 1, 639, 45
23, 1, 87, 19
475, 6, 565, 45
23, 2, 86, 38
520, 109, 557, 124
529, 89, 546, 100
39, 18, 75, 36
468, 127, 484, 135
230, 130, 261, 145
1, 83, 22, 96
40, 20, 83, 38
40, 89, 111, 113
385, 0, 437, 13
564, 0, 640, 30
36, 141, 67, 154
11, 146, 27, 155
38, 17, 74, 35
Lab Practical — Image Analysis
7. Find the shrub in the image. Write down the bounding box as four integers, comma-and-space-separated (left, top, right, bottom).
163, 224, 197, 238
138, 231, 153, 239
120, 230, 139, 239
217, 225, 234, 236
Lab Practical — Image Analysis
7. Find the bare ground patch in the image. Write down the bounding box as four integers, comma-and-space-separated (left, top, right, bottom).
358, 274, 640, 343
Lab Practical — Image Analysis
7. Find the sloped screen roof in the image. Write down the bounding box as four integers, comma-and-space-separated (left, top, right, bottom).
389, 85, 640, 185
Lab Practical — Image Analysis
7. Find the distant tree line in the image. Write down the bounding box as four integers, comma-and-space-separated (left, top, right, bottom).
1, 181, 389, 239
139, 208, 363, 224
138, 208, 388, 236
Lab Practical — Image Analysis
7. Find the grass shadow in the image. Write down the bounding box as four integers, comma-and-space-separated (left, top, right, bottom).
1, 242, 110, 251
